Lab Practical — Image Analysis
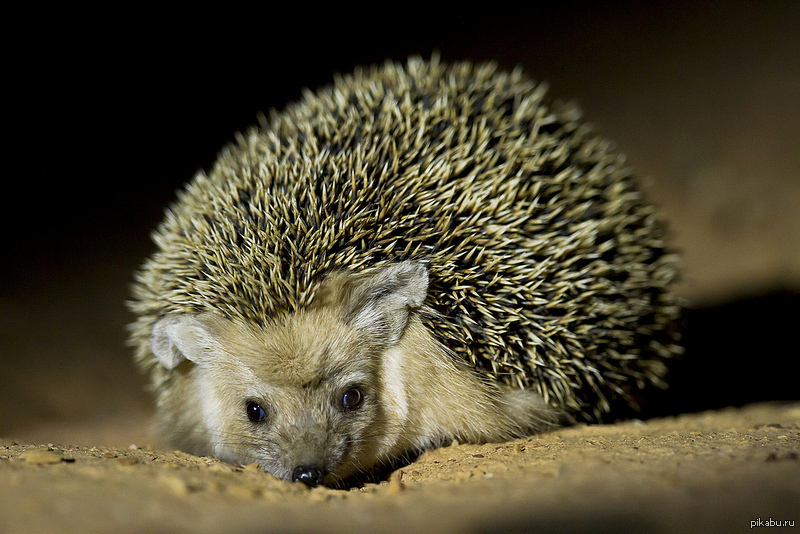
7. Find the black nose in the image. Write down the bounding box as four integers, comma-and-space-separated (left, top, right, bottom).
292, 465, 325, 487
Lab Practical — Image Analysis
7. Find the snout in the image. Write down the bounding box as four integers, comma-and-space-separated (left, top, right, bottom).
292, 465, 325, 487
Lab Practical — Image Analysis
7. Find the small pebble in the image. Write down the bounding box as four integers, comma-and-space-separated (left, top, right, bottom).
19, 450, 63, 465
116, 457, 139, 466
161, 475, 191, 496
387, 474, 405, 494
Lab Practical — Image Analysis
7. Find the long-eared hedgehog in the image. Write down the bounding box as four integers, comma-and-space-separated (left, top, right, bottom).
128, 56, 682, 487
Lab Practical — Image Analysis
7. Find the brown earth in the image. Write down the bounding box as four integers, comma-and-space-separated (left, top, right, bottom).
2, 403, 799, 533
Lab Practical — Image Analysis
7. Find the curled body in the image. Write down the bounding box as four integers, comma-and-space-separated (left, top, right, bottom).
129, 57, 681, 486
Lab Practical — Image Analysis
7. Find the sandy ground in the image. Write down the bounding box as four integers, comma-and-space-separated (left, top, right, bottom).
2, 403, 798, 533
2, 3, 799, 533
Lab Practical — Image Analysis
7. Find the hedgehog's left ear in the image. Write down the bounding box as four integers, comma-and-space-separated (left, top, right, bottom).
340, 261, 429, 345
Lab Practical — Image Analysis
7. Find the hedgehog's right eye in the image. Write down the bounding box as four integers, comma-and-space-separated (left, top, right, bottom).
245, 400, 267, 423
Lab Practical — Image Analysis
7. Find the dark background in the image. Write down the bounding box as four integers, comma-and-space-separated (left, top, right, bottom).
2, 2, 799, 445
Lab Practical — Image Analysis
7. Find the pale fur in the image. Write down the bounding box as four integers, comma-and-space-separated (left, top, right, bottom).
148, 262, 560, 486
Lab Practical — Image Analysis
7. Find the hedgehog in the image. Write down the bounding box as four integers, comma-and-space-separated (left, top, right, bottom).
128, 56, 682, 487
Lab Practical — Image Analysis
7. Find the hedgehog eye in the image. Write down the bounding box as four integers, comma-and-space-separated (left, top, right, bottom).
341, 387, 363, 410
245, 400, 267, 423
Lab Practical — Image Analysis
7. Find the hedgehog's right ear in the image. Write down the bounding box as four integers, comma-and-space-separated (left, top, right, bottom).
150, 314, 223, 370
341, 261, 429, 345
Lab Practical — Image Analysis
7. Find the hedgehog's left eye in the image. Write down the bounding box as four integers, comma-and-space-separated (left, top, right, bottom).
245, 400, 267, 423
341, 387, 363, 410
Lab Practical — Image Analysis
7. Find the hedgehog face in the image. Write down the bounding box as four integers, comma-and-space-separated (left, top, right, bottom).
148, 262, 430, 486
225, 309, 384, 486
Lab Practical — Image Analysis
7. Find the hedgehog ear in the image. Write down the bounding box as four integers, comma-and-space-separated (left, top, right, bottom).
150, 313, 223, 370
344, 261, 429, 344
